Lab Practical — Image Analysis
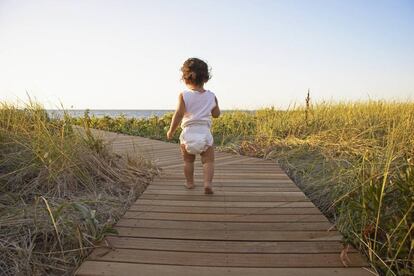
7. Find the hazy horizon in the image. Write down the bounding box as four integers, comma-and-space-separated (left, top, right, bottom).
1, 0, 413, 109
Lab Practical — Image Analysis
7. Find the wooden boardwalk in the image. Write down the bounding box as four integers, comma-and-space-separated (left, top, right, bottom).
75, 129, 373, 276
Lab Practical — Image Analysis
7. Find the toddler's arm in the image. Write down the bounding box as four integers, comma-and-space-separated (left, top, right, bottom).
167, 93, 185, 139
211, 96, 221, 118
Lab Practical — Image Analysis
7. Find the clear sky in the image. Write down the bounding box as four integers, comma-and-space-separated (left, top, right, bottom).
1, 0, 413, 109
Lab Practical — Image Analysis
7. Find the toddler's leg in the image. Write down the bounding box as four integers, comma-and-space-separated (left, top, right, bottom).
180, 144, 196, 188
184, 161, 195, 188
201, 146, 215, 194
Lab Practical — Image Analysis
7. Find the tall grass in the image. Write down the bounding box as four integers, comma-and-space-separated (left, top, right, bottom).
75, 100, 414, 275
0, 102, 156, 275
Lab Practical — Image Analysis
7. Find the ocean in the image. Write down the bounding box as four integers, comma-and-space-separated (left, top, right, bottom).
47, 109, 254, 119
47, 110, 174, 119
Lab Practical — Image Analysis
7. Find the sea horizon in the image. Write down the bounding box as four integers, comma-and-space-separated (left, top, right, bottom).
47, 109, 174, 118
46, 109, 254, 118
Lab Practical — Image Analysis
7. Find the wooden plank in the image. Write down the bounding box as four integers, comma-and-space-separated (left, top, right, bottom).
76, 262, 374, 276
154, 175, 288, 179
122, 212, 329, 222
115, 219, 334, 231
152, 179, 295, 184
114, 227, 342, 241
134, 199, 315, 207
161, 170, 289, 174
128, 205, 321, 214
143, 190, 305, 196
102, 237, 352, 253
140, 194, 309, 202
87, 249, 368, 267
161, 175, 291, 179
165, 167, 286, 171
149, 182, 297, 187
146, 186, 300, 191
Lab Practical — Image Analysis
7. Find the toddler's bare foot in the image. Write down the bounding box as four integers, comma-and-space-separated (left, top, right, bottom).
204, 187, 214, 194
185, 182, 195, 189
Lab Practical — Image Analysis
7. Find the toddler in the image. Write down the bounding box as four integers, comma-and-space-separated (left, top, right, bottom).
167, 58, 220, 194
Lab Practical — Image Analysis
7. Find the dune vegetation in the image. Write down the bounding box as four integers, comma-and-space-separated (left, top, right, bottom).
0, 102, 157, 275
73, 100, 414, 276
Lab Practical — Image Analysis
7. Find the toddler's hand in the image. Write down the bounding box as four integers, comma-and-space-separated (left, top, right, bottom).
166, 130, 173, 140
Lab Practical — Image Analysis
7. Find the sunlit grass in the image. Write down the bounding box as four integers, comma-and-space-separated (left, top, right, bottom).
0, 101, 157, 275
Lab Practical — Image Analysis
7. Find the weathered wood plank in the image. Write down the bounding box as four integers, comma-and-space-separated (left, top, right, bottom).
102, 237, 352, 253
143, 190, 304, 196
140, 194, 309, 202
122, 211, 329, 222
134, 199, 316, 207
76, 262, 374, 276
116, 219, 334, 231
146, 186, 300, 191
128, 205, 321, 214
87, 249, 368, 267
114, 227, 342, 241
153, 177, 294, 182
150, 181, 297, 187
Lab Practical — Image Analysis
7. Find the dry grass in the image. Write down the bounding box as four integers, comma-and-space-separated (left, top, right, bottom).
217, 101, 414, 276
0, 102, 157, 275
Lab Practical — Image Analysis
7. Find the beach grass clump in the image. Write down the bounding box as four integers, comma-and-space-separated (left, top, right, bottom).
72, 110, 174, 141
0, 102, 156, 275
76, 100, 414, 275
219, 101, 414, 276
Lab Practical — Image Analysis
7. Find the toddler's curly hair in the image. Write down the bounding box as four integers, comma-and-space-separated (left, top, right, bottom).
181, 58, 211, 86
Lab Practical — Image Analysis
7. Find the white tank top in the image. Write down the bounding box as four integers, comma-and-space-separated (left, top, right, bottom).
181, 89, 216, 128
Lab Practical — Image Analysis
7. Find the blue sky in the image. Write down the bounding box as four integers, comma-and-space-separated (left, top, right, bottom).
0, 0, 413, 109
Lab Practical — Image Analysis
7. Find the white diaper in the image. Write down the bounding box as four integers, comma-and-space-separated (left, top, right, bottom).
179, 125, 213, 154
